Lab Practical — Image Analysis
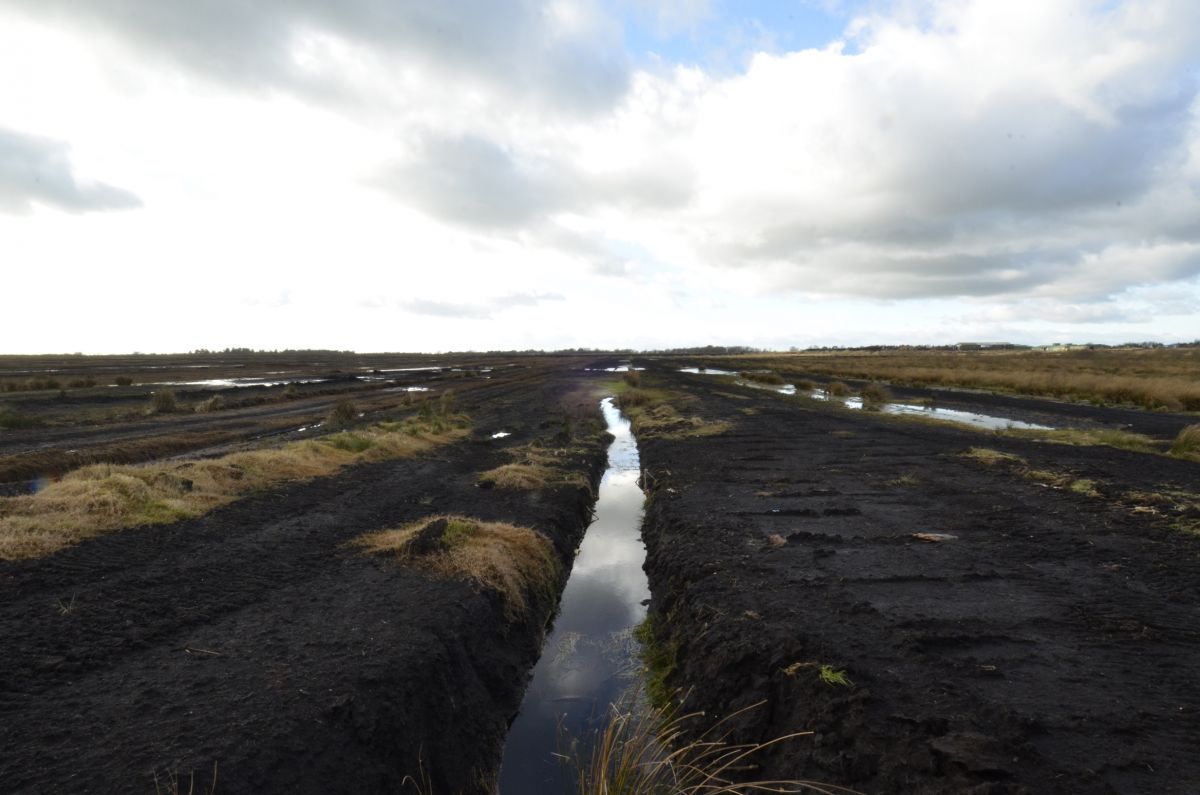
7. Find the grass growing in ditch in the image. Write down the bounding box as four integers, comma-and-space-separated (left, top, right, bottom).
570, 697, 859, 795
354, 514, 559, 620
0, 416, 468, 560
634, 614, 679, 710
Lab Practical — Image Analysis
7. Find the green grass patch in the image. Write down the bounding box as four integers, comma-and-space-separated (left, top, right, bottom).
634, 613, 679, 710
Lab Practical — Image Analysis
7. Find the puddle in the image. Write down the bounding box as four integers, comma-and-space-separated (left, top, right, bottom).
382, 385, 430, 393
491, 431, 512, 439
161, 377, 327, 389
813, 392, 1052, 431
499, 398, 648, 793
678, 366, 737, 376
681, 369, 1051, 431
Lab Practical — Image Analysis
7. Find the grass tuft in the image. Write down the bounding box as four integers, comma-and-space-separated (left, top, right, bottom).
327, 398, 358, 428
151, 389, 178, 414
1169, 424, 1200, 462
354, 514, 560, 620
570, 697, 858, 795
825, 381, 851, 397
860, 382, 891, 410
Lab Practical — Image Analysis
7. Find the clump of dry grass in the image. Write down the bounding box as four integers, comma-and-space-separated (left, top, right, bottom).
623, 370, 642, 388
617, 387, 731, 440
327, 398, 358, 428
0, 419, 468, 560
1169, 424, 1200, 462
825, 381, 851, 397
859, 382, 891, 410
478, 443, 592, 492
195, 395, 225, 413
571, 698, 859, 795
963, 447, 1026, 466
354, 514, 559, 619
479, 463, 551, 490
151, 389, 178, 414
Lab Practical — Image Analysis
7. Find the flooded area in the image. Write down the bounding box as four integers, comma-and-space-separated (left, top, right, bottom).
681, 368, 1052, 431
161, 377, 328, 389
499, 398, 649, 793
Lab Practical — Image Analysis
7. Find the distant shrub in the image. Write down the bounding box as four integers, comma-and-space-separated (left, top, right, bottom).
794, 379, 816, 392
826, 381, 851, 397
327, 398, 357, 428
622, 370, 642, 387
151, 389, 178, 413
113, 376, 134, 387
861, 382, 892, 409
438, 390, 455, 417
24, 378, 61, 391
67, 378, 96, 389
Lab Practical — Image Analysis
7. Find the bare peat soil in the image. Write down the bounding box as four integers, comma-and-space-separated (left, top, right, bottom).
0, 373, 607, 794
637, 368, 1200, 794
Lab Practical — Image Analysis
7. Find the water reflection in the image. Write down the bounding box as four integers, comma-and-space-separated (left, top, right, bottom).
680, 367, 1051, 431
499, 398, 649, 793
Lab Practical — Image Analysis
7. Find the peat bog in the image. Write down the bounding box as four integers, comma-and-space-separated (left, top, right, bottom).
1, 351, 1198, 793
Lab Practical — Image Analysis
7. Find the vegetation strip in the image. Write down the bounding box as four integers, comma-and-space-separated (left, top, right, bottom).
0, 414, 467, 560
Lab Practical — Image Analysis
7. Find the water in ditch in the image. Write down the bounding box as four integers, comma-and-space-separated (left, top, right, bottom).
498, 397, 649, 793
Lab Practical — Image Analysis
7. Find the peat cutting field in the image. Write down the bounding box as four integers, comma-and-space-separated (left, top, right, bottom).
1, 352, 1198, 793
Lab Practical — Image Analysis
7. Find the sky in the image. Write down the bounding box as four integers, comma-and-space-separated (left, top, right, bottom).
1, 0, 1199, 354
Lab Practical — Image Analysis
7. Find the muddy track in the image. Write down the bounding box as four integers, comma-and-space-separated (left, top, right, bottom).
637, 366, 1200, 794
0, 371, 608, 794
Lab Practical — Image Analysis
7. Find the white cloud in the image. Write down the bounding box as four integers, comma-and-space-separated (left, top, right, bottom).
1, 0, 1199, 352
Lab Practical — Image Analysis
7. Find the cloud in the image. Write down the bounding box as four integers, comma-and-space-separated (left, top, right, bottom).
399, 292, 564, 320
16, 0, 631, 115
400, 299, 491, 320
0, 127, 141, 214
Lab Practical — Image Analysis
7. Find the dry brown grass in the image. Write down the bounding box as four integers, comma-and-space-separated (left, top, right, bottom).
572, 698, 859, 795
825, 381, 851, 397
732, 347, 1200, 411
617, 387, 732, 440
478, 443, 593, 492
354, 514, 559, 619
479, 463, 551, 490
860, 382, 891, 410
0, 419, 467, 561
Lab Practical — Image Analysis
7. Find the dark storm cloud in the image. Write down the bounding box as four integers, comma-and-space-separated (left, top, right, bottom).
15, 0, 631, 114
0, 127, 141, 214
